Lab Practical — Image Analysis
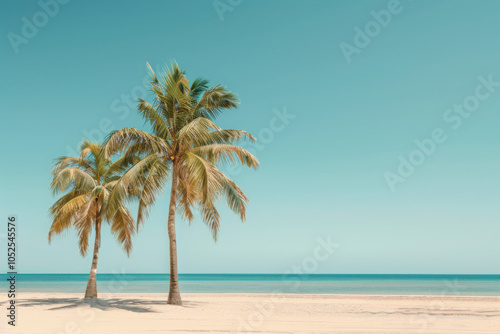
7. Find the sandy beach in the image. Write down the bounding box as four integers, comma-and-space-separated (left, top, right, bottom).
2, 293, 499, 333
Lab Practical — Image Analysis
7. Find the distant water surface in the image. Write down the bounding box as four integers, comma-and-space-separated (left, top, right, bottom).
1, 274, 499, 296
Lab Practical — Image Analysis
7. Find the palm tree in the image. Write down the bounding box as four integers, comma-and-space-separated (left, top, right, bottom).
105, 63, 259, 305
49, 140, 137, 298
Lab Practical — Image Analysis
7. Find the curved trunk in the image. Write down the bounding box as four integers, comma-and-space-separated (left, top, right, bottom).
167, 165, 182, 305
84, 215, 101, 299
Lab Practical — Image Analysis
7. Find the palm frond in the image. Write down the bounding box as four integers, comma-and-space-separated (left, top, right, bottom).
50, 167, 96, 195
190, 77, 209, 99
105, 127, 169, 157
193, 144, 259, 169
199, 203, 220, 241
177, 117, 221, 145
105, 154, 163, 221
52, 156, 95, 175
136, 159, 169, 228
193, 85, 239, 120
194, 129, 256, 146
183, 152, 226, 203
109, 206, 135, 256
137, 98, 170, 139
74, 198, 97, 256
48, 194, 89, 242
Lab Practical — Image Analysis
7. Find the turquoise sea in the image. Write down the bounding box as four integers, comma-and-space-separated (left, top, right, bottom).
1, 274, 499, 296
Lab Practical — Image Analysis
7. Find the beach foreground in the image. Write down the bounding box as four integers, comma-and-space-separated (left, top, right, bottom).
3, 293, 499, 333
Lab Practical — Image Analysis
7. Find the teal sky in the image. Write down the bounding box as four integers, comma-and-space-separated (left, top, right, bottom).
1, 0, 499, 274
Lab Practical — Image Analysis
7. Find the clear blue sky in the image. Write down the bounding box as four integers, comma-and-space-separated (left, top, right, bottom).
1, 0, 499, 274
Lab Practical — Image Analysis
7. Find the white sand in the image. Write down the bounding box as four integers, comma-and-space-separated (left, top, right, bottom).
2, 293, 499, 333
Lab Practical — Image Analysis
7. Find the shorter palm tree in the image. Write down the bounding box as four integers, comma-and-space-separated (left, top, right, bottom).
49, 140, 137, 298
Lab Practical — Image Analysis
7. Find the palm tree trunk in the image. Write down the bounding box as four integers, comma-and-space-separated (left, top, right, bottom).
167, 165, 182, 305
84, 215, 101, 299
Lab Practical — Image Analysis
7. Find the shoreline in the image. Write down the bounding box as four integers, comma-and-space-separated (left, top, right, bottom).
11, 291, 500, 298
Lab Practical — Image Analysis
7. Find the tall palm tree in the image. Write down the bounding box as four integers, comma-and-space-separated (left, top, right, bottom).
49, 140, 137, 298
105, 63, 259, 305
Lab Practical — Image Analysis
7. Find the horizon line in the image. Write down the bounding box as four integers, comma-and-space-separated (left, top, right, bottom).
7, 273, 500, 276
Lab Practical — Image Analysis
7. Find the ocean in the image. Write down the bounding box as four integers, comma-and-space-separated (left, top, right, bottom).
1, 274, 499, 296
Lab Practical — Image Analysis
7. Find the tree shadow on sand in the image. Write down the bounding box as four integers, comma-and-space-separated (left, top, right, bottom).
6, 297, 203, 313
